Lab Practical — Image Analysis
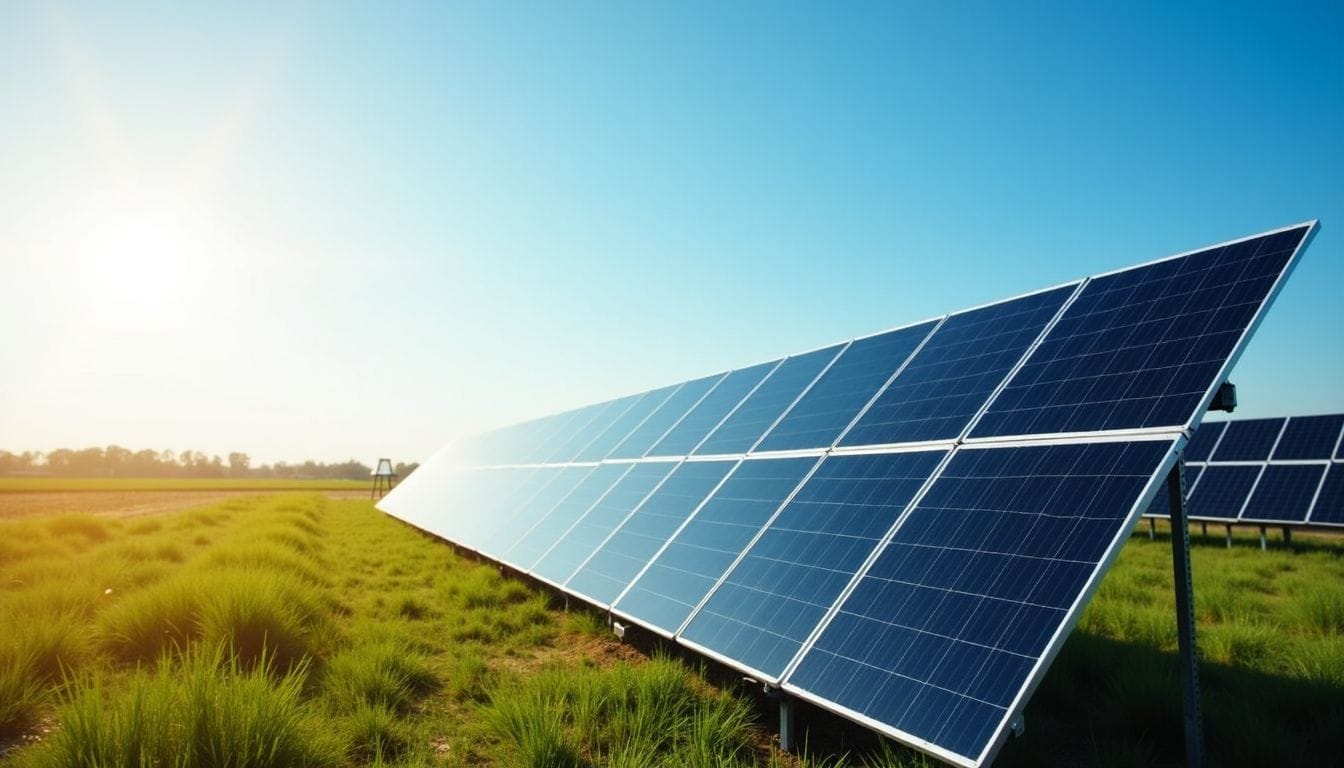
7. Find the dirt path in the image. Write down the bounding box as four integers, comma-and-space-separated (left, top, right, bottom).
0, 489, 369, 520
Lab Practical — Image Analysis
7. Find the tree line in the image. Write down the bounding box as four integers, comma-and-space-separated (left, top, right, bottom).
0, 446, 418, 481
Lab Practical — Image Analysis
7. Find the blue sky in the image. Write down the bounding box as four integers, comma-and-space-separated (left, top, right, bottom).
1, 1, 1340, 464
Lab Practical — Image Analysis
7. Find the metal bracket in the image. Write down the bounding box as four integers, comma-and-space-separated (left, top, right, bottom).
1009, 713, 1026, 738
1167, 463, 1206, 768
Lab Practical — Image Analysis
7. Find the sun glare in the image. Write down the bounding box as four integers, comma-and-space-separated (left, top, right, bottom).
92, 213, 191, 308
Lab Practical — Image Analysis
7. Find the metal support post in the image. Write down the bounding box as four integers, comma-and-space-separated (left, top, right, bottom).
1282, 527, 1292, 546
1201, 522, 1207, 537
779, 696, 795, 751
1225, 525, 1232, 549
1259, 525, 1267, 552
1167, 464, 1205, 768
1149, 517, 1156, 540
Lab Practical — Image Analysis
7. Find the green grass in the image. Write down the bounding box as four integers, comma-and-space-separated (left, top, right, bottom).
1, 494, 1340, 767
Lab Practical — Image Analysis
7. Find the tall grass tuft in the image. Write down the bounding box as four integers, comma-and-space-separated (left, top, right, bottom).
25, 644, 339, 768
322, 638, 437, 712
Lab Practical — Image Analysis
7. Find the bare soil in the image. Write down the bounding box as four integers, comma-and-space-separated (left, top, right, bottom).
0, 489, 368, 520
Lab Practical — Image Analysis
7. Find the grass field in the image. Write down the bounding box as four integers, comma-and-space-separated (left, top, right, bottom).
1, 491, 1340, 767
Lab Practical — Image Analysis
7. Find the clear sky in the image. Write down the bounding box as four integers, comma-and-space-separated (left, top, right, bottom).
1, 1, 1341, 466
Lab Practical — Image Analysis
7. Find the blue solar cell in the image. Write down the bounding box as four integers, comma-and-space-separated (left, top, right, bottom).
1309, 465, 1344, 526
1183, 421, 1226, 462
1272, 415, 1344, 461
1210, 418, 1285, 462
843, 286, 1076, 448
1240, 465, 1326, 524
1186, 465, 1261, 521
531, 462, 677, 585
543, 396, 643, 464
502, 463, 631, 569
971, 227, 1311, 438
613, 457, 818, 635
680, 450, 946, 680
458, 467, 558, 547
649, 361, 780, 456
572, 387, 681, 463
1143, 463, 1203, 518
785, 439, 1173, 766
755, 323, 937, 452
695, 345, 845, 456
608, 374, 726, 459
479, 466, 597, 557
566, 460, 738, 606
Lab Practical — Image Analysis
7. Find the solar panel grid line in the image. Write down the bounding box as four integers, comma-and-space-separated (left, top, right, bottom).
758, 320, 944, 454
1237, 464, 1329, 525
544, 461, 687, 589
1141, 460, 1207, 519
884, 281, 1087, 451
667, 454, 834, 638
780, 436, 1184, 768
786, 316, 947, 453
1185, 464, 1263, 522
529, 462, 679, 583
608, 455, 825, 638
1328, 417, 1344, 461
568, 459, 747, 610
548, 395, 646, 464
496, 463, 634, 572
572, 387, 677, 462
694, 342, 851, 457
1270, 414, 1344, 461
1188, 419, 1231, 462
1307, 464, 1344, 526
652, 358, 786, 459
968, 223, 1316, 440
478, 466, 601, 558
608, 373, 726, 460
738, 449, 960, 687
1212, 418, 1289, 463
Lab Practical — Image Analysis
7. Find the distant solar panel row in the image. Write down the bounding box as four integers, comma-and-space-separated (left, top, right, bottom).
1144, 413, 1344, 526
380, 223, 1316, 767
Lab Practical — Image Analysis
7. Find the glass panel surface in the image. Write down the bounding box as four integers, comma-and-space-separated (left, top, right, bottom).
1272, 415, 1344, 461
972, 227, 1311, 437
681, 450, 946, 679
758, 322, 936, 452
567, 460, 738, 605
695, 345, 844, 456
1186, 464, 1261, 520
786, 440, 1172, 766
613, 457, 818, 634
1240, 464, 1325, 523
842, 286, 1074, 447
608, 375, 725, 459
650, 361, 780, 456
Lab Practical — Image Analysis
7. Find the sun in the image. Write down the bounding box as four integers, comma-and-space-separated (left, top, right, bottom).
91, 211, 191, 308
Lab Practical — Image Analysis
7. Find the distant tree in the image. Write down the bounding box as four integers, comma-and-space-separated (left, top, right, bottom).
228, 452, 251, 477
394, 461, 419, 478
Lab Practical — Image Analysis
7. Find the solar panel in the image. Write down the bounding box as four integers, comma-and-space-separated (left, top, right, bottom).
566, 459, 738, 606
1239, 464, 1326, 524
607, 374, 725, 460
572, 387, 682, 462
694, 344, 846, 456
755, 322, 938, 453
784, 439, 1176, 768
612, 456, 818, 635
375, 221, 1318, 768
1209, 418, 1285, 462
1272, 414, 1344, 461
649, 361, 780, 457
1143, 463, 1204, 519
680, 449, 947, 681
841, 286, 1077, 448
531, 461, 678, 585
479, 465, 596, 555
1309, 464, 1344, 526
1186, 465, 1261, 521
971, 226, 1311, 438
1182, 421, 1226, 462
540, 398, 637, 464
502, 463, 632, 570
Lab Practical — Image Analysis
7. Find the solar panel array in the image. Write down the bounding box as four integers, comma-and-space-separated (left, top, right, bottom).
379, 222, 1316, 768
1145, 413, 1344, 527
